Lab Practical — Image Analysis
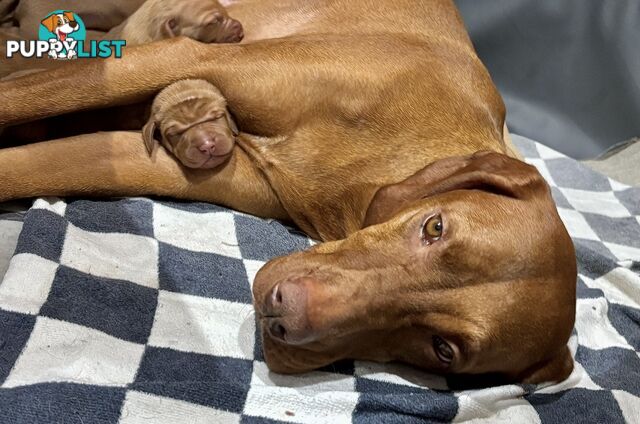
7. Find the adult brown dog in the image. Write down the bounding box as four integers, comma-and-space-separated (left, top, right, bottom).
0, 0, 577, 384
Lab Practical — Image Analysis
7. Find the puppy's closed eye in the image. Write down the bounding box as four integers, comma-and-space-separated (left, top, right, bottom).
163, 126, 184, 146
208, 13, 224, 25
211, 110, 225, 120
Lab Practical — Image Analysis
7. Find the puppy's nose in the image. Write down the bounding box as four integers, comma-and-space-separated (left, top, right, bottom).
69, 21, 78, 29
222, 18, 244, 42
198, 140, 216, 154
264, 279, 314, 345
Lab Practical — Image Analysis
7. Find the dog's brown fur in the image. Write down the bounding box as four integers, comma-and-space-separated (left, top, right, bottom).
0, 0, 576, 384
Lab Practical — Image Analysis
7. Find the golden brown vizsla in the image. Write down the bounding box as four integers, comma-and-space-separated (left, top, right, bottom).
0, 0, 577, 384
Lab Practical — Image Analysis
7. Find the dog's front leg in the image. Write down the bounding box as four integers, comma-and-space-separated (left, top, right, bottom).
0, 130, 288, 219
0, 34, 407, 134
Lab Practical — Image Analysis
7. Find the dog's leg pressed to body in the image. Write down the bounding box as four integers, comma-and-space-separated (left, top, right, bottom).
0, 131, 288, 220
0, 35, 421, 132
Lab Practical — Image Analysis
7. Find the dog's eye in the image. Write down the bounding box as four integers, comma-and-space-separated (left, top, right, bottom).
433, 335, 453, 364
422, 214, 443, 242
164, 128, 182, 143
211, 13, 224, 24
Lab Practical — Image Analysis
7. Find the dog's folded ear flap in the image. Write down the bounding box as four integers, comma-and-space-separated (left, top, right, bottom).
225, 111, 239, 136
364, 151, 549, 227
40, 15, 57, 33
161, 18, 180, 38
141, 119, 159, 156
63, 11, 75, 22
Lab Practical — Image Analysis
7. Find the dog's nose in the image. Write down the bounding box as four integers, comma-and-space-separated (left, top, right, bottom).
222, 19, 244, 43
69, 20, 78, 29
263, 279, 314, 345
198, 139, 216, 154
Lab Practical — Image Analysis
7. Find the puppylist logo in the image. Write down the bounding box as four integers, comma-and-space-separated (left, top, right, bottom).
5, 10, 125, 60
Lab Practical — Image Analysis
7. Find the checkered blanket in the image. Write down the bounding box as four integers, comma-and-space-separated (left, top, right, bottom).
0, 135, 638, 423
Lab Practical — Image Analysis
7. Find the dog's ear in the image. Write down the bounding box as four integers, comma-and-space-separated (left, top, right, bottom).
40, 15, 58, 33
161, 18, 180, 38
142, 118, 159, 156
225, 111, 239, 136
364, 151, 549, 226
63, 12, 75, 22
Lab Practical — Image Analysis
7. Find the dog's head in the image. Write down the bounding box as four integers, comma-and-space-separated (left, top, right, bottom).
156, 1, 243, 44
143, 80, 238, 169
41, 12, 79, 41
253, 151, 576, 385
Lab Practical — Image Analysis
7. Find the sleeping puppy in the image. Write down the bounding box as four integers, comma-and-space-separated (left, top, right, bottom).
0, 0, 243, 79
11, 0, 242, 43
108, 0, 244, 45
143, 79, 239, 169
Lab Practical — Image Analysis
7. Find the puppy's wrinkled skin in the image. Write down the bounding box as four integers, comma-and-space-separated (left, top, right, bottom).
0, 0, 577, 385
143, 79, 238, 169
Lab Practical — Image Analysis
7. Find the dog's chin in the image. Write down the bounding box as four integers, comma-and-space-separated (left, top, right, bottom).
180, 152, 232, 169
261, 330, 319, 374
260, 326, 349, 374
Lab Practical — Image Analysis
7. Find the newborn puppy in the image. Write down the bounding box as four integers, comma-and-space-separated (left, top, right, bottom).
111, 0, 244, 45
143, 79, 238, 169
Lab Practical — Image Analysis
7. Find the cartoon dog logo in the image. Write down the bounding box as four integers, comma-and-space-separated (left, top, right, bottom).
40, 11, 79, 59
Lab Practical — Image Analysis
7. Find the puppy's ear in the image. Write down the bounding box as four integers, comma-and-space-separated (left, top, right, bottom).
364, 151, 549, 227
63, 12, 75, 22
225, 111, 239, 136
161, 18, 180, 38
40, 15, 57, 33
142, 119, 159, 156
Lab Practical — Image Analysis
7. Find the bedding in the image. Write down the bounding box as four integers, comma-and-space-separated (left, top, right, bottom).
0, 134, 638, 423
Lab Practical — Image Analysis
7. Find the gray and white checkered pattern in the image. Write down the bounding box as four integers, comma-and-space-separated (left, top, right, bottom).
0, 134, 638, 423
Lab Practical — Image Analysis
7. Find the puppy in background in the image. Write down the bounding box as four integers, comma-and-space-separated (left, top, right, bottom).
1, 0, 243, 79
143, 79, 239, 169
106, 0, 244, 45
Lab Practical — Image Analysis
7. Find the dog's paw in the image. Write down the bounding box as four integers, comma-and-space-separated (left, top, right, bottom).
48, 50, 58, 59
67, 50, 77, 59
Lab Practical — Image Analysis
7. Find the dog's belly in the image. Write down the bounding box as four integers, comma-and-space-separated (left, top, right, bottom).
226, 0, 471, 44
